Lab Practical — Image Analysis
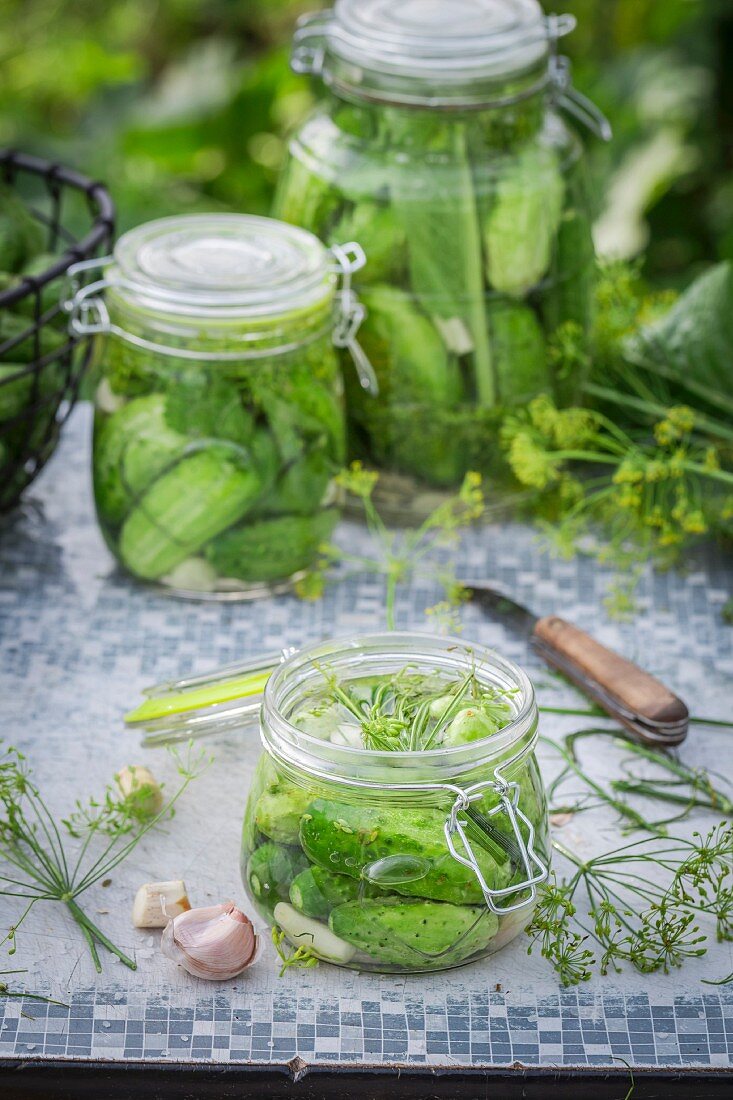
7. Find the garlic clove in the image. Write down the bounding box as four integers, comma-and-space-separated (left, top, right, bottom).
132, 880, 191, 928
161, 901, 259, 981
116, 765, 164, 817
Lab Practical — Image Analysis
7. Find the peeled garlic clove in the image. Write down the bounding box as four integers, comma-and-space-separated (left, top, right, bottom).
132, 880, 191, 928
161, 901, 259, 980
116, 765, 164, 817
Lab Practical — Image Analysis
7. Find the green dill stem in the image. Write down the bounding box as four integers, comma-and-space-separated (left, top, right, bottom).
544, 446, 733, 489
540, 706, 733, 729
690, 717, 733, 729
76, 916, 102, 973
541, 736, 661, 833
584, 382, 733, 445
72, 768, 200, 894
329, 682, 364, 723
0, 842, 60, 897
24, 788, 70, 887
625, 349, 733, 419
612, 739, 732, 814
612, 779, 731, 816
702, 972, 733, 986
65, 899, 136, 971
2, 812, 65, 894
551, 839, 585, 870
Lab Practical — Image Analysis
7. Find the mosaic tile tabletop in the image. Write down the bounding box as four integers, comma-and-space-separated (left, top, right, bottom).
1, 406, 731, 1071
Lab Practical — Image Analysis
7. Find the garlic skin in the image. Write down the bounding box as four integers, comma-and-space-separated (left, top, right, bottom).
161, 901, 259, 980
132, 880, 191, 928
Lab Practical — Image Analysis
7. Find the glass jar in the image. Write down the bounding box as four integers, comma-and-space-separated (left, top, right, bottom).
69, 215, 372, 598
241, 632, 549, 974
275, 0, 610, 520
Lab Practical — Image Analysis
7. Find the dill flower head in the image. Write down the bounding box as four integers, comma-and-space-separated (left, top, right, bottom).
508, 431, 560, 489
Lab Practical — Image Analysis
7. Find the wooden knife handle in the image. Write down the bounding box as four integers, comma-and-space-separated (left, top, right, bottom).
533, 616, 689, 736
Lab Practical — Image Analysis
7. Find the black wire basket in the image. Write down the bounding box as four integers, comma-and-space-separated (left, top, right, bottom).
0, 150, 115, 514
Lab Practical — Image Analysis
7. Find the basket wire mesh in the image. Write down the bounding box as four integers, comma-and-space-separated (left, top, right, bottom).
0, 150, 115, 513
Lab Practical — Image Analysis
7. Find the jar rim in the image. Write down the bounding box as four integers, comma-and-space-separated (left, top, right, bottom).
293, 2, 576, 109
109, 214, 337, 325
261, 630, 538, 786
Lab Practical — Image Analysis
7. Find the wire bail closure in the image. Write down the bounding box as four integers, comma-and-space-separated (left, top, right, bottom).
547, 15, 612, 143
330, 241, 378, 395
65, 247, 378, 377
444, 769, 548, 915
64, 256, 114, 337
291, 10, 331, 76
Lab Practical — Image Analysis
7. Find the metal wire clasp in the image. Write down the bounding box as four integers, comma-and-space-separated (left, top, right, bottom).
63, 256, 114, 337
547, 14, 612, 142
291, 10, 332, 76
444, 770, 548, 915
330, 242, 378, 395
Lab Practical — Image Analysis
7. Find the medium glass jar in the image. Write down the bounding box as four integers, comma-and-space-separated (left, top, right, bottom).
275, 0, 610, 519
241, 632, 549, 974
70, 215, 370, 597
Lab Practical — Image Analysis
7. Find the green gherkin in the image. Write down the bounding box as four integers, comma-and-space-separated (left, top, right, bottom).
253, 778, 314, 845
300, 798, 511, 906
357, 285, 461, 409
247, 842, 309, 920
329, 897, 498, 969
0, 184, 46, 273
0, 311, 64, 363
332, 202, 407, 286
265, 448, 335, 517
289, 867, 375, 920
486, 300, 549, 406
93, 394, 187, 528
352, 285, 467, 487
119, 446, 262, 580
485, 147, 565, 298
205, 510, 338, 585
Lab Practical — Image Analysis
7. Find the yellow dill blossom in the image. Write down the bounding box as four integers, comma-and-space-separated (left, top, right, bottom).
528, 393, 560, 439
509, 432, 559, 489
682, 511, 707, 536
553, 408, 598, 450
613, 458, 645, 485
335, 461, 379, 499
654, 407, 696, 446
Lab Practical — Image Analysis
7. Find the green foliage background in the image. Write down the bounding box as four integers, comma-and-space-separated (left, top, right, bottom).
1, 0, 731, 282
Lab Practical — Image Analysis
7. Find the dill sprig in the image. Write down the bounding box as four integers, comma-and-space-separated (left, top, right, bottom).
271, 926, 319, 977
527, 824, 732, 986
296, 465, 483, 630
0, 742, 208, 972
314, 663, 516, 753
543, 730, 732, 833
501, 260, 733, 616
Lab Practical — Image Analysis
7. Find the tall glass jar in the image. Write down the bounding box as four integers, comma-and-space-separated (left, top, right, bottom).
275, 0, 610, 519
69, 215, 370, 598
241, 632, 549, 974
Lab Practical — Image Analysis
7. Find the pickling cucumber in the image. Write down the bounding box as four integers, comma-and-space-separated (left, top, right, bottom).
299, 798, 511, 905
246, 841, 309, 919
289, 866, 376, 920
329, 897, 498, 969
119, 446, 262, 580
254, 778, 313, 845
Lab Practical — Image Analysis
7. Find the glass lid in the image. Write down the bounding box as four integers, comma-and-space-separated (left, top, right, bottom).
293, 0, 575, 106
111, 214, 336, 321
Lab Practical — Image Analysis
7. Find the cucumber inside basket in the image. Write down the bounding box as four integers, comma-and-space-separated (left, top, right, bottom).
0, 150, 114, 513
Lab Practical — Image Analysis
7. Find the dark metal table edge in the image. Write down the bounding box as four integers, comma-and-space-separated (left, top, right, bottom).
1, 1057, 730, 1099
